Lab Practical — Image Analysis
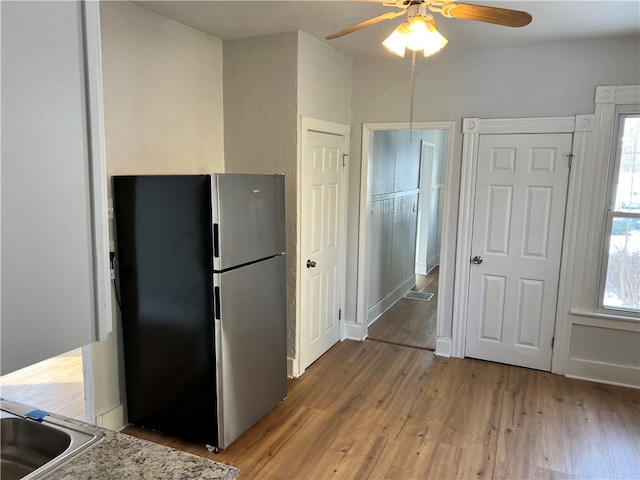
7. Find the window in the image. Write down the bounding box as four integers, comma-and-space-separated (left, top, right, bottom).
599, 107, 640, 316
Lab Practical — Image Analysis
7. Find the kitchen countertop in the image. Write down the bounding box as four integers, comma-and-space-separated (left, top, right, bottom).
0, 398, 238, 480
47, 424, 239, 480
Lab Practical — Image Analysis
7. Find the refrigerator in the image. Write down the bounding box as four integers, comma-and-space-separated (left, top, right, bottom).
113, 173, 287, 450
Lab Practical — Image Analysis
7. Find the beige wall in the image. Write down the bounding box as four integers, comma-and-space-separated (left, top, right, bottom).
224, 32, 352, 366
223, 32, 299, 358
347, 36, 640, 340
348, 36, 640, 386
101, 1, 224, 177
90, 1, 224, 429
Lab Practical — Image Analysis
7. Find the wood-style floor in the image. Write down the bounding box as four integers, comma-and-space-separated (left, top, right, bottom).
0, 348, 85, 421
368, 269, 438, 350
123, 340, 640, 480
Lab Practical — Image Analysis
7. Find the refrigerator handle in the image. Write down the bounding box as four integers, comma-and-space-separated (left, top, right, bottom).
214, 286, 221, 320
213, 223, 220, 258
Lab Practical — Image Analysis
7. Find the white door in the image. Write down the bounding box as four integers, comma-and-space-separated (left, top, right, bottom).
300, 130, 346, 371
415, 142, 435, 275
465, 133, 572, 371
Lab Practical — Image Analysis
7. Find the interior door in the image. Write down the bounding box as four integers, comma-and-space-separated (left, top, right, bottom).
300, 130, 346, 372
465, 133, 572, 371
415, 142, 435, 275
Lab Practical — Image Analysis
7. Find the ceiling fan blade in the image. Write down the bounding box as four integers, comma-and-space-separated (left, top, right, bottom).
445, 3, 532, 27
326, 10, 405, 40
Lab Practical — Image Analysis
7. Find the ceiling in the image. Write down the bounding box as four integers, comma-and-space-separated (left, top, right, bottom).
133, 0, 640, 59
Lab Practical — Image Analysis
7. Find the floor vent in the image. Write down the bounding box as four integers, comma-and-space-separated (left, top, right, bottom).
404, 291, 434, 302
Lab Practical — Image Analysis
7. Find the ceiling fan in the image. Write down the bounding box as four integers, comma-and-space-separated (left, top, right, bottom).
326, 0, 532, 57
326, 1, 532, 128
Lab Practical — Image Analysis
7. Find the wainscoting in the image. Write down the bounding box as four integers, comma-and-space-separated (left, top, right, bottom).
368, 191, 418, 325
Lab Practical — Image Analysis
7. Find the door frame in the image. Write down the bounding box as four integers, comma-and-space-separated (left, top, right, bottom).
295, 117, 350, 378
452, 116, 595, 374
357, 122, 456, 348
415, 141, 436, 276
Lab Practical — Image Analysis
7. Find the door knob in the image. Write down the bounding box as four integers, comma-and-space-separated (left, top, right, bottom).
306, 259, 317, 268
471, 256, 483, 265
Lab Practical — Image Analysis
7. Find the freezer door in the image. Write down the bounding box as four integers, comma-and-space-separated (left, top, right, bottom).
213, 174, 285, 270
214, 254, 287, 448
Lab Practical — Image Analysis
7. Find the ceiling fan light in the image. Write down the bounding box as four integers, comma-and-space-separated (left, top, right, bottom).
411, 15, 448, 57
405, 16, 430, 51
421, 30, 448, 57
424, 18, 449, 57
382, 15, 447, 58
382, 22, 409, 57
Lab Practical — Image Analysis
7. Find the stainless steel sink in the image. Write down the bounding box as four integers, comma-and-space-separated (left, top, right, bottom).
0, 400, 104, 480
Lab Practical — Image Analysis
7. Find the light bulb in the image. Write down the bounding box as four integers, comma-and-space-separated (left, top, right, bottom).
382, 14, 447, 58
382, 22, 410, 57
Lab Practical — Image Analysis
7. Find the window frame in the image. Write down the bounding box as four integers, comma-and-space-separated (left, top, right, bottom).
596, 105, 640, 318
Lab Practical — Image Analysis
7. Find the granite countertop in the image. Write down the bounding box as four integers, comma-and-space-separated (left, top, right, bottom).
47, 425, 239, 480
1, 399, 238, 480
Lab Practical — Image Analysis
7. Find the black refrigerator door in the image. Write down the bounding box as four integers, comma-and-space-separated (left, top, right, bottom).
114, 175, 218, 446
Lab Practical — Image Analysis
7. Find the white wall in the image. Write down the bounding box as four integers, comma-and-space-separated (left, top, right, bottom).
346, 37, 640, 360
90, 1, 224, 429
298, 32, 352, 125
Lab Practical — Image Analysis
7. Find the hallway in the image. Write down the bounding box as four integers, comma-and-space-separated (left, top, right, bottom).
367, 268, 439, 350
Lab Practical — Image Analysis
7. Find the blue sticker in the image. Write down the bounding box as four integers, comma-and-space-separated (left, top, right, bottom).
25, 409, 49, 422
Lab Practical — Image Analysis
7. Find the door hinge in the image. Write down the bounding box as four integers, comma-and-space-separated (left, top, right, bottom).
565, 153, 574, 169
551, 336, 555, 349
342, 154, 349, 167
339, 309, 342, 321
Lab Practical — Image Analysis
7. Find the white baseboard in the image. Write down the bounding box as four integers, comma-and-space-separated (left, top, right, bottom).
292, 322, 367, 380
425, 263, 439, 275
426, 256, 439, 273
368, 276, 415, 326
565, 358, 640, 389
343, 321, 367, 341
288, 356, 302, 378
97, 403, 126, 431
435, 336, 451, 357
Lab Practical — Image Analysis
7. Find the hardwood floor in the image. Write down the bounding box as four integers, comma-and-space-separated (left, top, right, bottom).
123, 340, 640, 479
0, 348, 85, 421
368, 268, 439, 350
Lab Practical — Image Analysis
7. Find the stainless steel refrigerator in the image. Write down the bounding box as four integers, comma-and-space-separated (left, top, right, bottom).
113, 173, 287, 450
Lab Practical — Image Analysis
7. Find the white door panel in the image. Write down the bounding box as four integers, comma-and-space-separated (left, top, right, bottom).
466, 133, 572, 371
301, 131, 345, 371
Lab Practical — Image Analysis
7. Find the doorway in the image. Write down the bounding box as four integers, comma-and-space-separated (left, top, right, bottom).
465, 132, 572, 370
367, 268, 439, 349
357, 122, 456, 350
0, 348, 85, 421
452, 116, 581, 365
